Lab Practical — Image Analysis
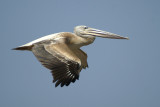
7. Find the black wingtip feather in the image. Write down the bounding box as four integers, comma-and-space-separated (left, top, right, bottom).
55, 80, 63, 87
12, 46, 33, 50
65, 82, 71, 86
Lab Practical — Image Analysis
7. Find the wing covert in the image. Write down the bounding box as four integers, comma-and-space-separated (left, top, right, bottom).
32, 41, 81, 87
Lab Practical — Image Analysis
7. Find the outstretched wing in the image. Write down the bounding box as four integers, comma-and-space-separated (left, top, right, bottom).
32, 41, 81, 87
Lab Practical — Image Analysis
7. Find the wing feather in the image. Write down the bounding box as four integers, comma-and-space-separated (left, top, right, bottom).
32, 41, 81, 87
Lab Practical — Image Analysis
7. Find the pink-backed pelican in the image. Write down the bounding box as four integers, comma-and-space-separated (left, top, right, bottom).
13, 25, 129, 87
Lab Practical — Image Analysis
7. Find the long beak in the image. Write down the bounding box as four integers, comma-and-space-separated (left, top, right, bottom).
85, 28, 129, 40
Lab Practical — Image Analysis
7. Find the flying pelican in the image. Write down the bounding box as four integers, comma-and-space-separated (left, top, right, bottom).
13, 25, 129, 87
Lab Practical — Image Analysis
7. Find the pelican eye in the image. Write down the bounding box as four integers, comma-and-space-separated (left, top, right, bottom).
84, 26, 88, 29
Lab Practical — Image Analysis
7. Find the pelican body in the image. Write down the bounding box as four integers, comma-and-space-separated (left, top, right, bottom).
13, 25, 128, 87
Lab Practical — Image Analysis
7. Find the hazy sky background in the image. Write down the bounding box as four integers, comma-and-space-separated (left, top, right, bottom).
1, 0, 160, 107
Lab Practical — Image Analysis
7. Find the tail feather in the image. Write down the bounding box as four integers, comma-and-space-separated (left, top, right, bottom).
12, 45, 33, 51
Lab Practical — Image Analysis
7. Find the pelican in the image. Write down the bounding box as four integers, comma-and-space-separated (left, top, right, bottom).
13, 25, 129, 87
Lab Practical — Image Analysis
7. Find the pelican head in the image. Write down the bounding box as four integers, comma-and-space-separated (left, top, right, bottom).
74, 25, 129, 40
